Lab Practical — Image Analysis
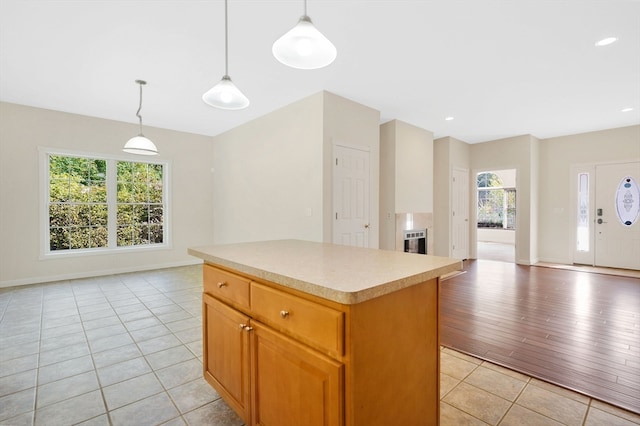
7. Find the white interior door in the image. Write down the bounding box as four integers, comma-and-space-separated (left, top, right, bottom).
595, 162, 640, 270
452, 168, 469, 259
333, 144, 370, 247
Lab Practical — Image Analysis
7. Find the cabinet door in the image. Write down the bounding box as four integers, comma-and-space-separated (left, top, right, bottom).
203, 293, 251, 423
251, 322, 344, 426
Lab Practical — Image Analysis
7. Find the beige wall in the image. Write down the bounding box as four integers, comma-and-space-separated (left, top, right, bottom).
538, 125, 640, 263
379, 121, 396, 250
0, 102, 214, 286
395, 120, 433, 213
211, 91, 381, 247
210, 93, 324, 245
379, 120, 433, 250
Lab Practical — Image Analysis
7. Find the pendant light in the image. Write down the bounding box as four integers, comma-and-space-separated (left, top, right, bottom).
272, 0, 337, 70
202, 0, 249, 110
123, 80, 158, 156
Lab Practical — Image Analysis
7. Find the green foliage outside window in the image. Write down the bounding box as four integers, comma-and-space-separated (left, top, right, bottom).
116, 162, 163, 246
49, 156, 108, 250
48, 155, 164, 251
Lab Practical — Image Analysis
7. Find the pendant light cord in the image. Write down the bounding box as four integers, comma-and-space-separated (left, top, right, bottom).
135, 80, 146, 135
303, 0, 307, 16
224, 0, 229, 76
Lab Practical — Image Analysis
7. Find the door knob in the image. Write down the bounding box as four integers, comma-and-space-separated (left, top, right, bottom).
364, 224, 370, 229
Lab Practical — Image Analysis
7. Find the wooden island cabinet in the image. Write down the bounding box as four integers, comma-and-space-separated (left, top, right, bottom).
189, 240, 461, 426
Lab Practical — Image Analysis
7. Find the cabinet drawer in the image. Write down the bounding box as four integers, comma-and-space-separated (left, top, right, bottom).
203, 264, 250, 310
251, 283, 344, 357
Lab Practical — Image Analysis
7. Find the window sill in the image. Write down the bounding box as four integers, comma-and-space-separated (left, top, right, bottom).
40, 243, 171, 260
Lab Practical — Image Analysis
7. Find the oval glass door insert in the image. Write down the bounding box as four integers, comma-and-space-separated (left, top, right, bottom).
616, 176, 640, 226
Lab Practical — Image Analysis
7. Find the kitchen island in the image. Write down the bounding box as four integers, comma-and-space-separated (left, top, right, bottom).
189, 240, 462, 426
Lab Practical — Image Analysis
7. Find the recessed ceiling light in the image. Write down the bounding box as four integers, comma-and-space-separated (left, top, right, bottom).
621, 107, 634, 112
445, 116, 454, 121
595, 37, 618, 47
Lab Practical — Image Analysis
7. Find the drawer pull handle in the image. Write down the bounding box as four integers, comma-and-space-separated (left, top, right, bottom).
280, 310, 290, 319
217, 282, 227, 288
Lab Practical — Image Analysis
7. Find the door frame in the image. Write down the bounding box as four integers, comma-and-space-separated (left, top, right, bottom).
471, 167, 518, 263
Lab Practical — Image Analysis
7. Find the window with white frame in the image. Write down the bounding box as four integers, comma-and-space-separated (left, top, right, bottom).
477, 172, 516, 230
44, 150, 168, 255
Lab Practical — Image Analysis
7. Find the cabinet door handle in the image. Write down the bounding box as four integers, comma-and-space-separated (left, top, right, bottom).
245, 326, 254, 332
280, 310, 290, 319
239, 323, 247, 329
218, 282, 227, 288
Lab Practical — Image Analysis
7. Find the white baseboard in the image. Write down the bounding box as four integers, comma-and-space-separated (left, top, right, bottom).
0, 259, 203, 289
536, 256, 573, 266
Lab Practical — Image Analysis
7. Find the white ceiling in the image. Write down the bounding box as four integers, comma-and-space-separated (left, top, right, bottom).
1, 0, 639, 144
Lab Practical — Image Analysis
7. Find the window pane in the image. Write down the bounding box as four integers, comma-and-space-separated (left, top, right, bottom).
117, 204, 133, 226
116, 160, 164, 247
577, 173, 589, 251
132, 181, 148, 203
50, 227, 70, 251
506, 189, 516, 230
139, 224, 150, 244
117, 225, 136, 246
132, 163, 148, 182
89, 182, 107, 203
89, 160, 106, 182
49, 204, 68, 227
478, 188, 505, 227
89, 226, 108, 248
69, 227, 90, 249
150, 206, 163, 224
117, 162, 133, 182
75, 204, 92, 227
90, 205, 108, 226
615, 176, 640, 227
50, 177, 71, 202
150, 225, 163, 243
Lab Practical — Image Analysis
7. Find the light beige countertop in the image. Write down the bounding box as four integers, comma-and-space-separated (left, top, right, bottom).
188, 240, 462, 304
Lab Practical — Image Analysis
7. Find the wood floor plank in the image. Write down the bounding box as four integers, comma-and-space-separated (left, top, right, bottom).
440, 259, 640, 415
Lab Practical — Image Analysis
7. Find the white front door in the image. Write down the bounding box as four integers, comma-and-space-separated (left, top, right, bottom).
595, 162, 640, 269
332, 144, 370, 247
452, 168, 469, 259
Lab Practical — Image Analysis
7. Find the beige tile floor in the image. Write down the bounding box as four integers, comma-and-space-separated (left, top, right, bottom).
1, 265, 639, 426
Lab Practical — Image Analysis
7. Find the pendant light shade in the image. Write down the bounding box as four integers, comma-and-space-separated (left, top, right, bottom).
123, 135, 158, 156
202, 0, 249, 110
123, 80, 158, 156
272, 1, 336, 69
202, 75, 250, 110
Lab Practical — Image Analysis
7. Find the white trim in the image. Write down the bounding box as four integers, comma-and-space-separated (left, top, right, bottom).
333, 141, 371, 152
40, 243, 173, 260
0, 259, 203, 289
